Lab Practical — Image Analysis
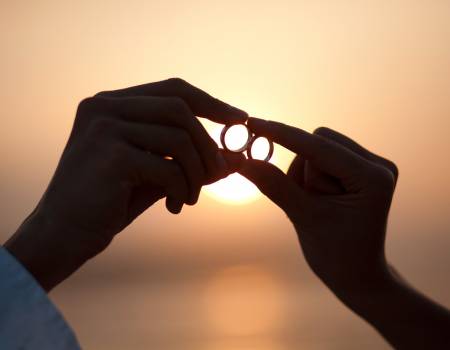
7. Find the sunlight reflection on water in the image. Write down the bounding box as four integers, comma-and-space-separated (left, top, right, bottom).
201, 338, 284, 350
52, 266, 390, 350
203, 264, 285, 336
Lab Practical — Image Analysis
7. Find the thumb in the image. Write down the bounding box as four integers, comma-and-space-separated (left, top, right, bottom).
238, 159, 306, 218
204, 150, 246, 185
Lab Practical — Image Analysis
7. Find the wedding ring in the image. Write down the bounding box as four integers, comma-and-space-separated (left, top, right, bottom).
220, 124, 252, 153
220, 123, 274, 162
247, 135, 274, 162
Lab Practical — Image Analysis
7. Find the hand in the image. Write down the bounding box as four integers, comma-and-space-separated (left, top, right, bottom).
239, 118, 450, 349
239, 117, 398, 295
5, 78, 247, 291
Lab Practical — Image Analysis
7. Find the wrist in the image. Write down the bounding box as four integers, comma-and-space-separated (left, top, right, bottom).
329, 261, 399, 317
4, 209, 97, 292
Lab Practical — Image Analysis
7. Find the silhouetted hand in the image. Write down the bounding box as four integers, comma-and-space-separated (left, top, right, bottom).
5, 78, 246, 291
239, 117, 450, 349
239, 117, 397, 292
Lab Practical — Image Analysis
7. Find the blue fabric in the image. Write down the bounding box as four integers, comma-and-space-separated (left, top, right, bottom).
0, 247, 81, 350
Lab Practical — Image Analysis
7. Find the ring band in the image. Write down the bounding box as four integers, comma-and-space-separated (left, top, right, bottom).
220, 124, 252, 153
247, 135, 274, 162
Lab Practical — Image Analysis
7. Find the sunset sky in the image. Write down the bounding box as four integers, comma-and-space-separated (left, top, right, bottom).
1, 1, 450, 349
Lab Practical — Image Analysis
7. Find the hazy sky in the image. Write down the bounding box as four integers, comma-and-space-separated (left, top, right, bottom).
1, 1, 449, 349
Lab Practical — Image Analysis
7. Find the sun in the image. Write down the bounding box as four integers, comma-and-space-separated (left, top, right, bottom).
201, 120, 275, 205
204, 173, 261, 204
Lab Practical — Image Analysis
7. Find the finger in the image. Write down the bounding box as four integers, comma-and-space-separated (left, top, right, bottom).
129, 151, 189, 214
313, 127, 399, 183
166, 196, 184, 214
127, 184, 165, 223
128, 150, 245, 217
116, 122, 206, 205
205, 150, 246, 185
247, 117, 372, 185
95, 78, 248, 124
303, 160, 344, 194
86, 96, 225, 180
287, 155, 305, 186
287, 155, 344, 194
222, 150, 245, 173
238, 159, 306, 219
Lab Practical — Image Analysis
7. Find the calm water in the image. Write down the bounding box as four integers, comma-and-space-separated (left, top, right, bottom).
52, 266, 390, 350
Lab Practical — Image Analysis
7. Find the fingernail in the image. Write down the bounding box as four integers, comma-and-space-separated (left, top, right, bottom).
216, 152, 229, 172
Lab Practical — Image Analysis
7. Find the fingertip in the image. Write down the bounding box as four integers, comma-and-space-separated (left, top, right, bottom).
202, 102, 247, 124
234, 111, 249, 123
212, 101, 247, 124
224, 103, 248, 121
186, 190, 201, 206
166, 197, 184, 214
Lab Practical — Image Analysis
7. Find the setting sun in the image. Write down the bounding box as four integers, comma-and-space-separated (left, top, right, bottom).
3, 1, 450, 348
204, 173, 261, 205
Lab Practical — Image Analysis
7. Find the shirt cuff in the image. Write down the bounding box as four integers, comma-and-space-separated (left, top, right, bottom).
0, 246, 81, 350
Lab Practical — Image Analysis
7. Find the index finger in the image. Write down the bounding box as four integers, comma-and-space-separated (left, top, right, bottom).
95, 78, 248, 125
247, 117, 371, 180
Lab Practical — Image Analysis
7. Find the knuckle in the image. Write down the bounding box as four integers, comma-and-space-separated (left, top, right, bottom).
75, 97, 97, 128
384, 159, 399, 180
310, 136, 333, 160
313, 127, 334, 137
94, 90, 111, 97
77, 96, 102, 114
76, 97, 108, 127
368, 165, 396, 193
166, 77, 188, 90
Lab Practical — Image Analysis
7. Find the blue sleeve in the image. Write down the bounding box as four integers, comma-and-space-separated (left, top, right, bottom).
0, 247, 81, 350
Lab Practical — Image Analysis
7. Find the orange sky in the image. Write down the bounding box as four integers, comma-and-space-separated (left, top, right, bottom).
1, 1, 450, 349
